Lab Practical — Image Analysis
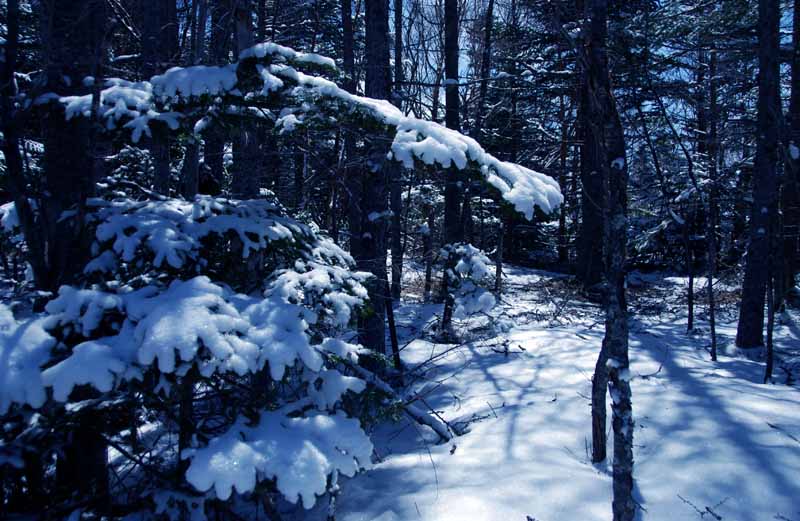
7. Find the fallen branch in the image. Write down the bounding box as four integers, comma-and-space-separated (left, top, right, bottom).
330, 354, 453, 442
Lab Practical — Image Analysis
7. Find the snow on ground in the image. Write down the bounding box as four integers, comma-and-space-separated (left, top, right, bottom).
306, 266, 800, 521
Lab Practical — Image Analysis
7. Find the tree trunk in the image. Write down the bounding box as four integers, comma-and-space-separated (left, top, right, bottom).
424, 204, 435, 301
1, 0, 47, 288
204, 1, 233, 191
474, 0, 494, 136
356, 0, 391, 353
440, 0, 462, 335
495, 220, 504, 294
708, 48, 719, 361
582, 1, 635, 518
782, 0, 800, 297
736, 0, 781, 349
142, 1, 177, 195
558, 93, 570, 265
231, 1, 261, 198
182, 0, 206, 199
390, 173, 403, 299
390, 0, 405, 300
575, 0, 603, 292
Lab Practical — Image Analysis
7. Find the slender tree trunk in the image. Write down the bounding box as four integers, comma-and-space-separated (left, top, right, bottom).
390, 174, 403, 299
205, 1, 233, 190
440, 0, 462, 335
782, 0, 800, 297
182, 0, 206, 199
1, 0, 47, 287
389, 0, 405, 300
424, 204, 435, 301
495, 220, 504, 294
231, 1, 261, 198
342, 0, 361, 261
142, 1, 177, 195
475, 0, 494, 135
708, 48, 719, 361
737, 0, 781, 349
576, 63, 604, 289
39, 2, 112, 506
357, 0, 391, 353
685, 209, 695, 332
583, 2, 634, 518
558, 93, 570, 265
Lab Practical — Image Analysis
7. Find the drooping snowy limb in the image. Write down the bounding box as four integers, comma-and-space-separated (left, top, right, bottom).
320, 349, 453, 442
49, 42, 562, 220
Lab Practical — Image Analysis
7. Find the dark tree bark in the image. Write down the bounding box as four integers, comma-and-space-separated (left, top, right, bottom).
231, 0, 261, 198
142, 1, 178, 195
353, 0, 391, 353
182, 0, 208, 199
424, 203, 435, 300
36, 0, 105, 291
582, 1, 635, 518
440, 0, 462, 335
390, 173, 404, 299
707, 48, 719, 361
783, 0, 800, 298
38, 1, 112, 504
576, 67, 605, 290
342, 0, 361, 262
390, 0, 405, 300
736, 0, 781, 349
204, 0, 234, 191
558, 92, 570, 265
1, 0, 47, 288
475, 0, 495, 136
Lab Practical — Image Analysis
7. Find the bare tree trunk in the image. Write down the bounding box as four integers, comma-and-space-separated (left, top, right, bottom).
231, 1, 261, 198
182, 0, 207, 199
356, 0, 391, 353
475, 0, 494, 135
424, 204, 435, 301
582, 1, 634, 518
204, 1, 233, 190
495, 220, 504, 294
782, 0, 800, 298
440, 0, 462, 336
685, 209, 695, 332
558, 92, 570, 265
390, 3, 404, 300
390, 173, 404, 299
736, 0, 781, 349
142, 1, 177, 195
1, 0, 46, 286
707, 48, 719, 361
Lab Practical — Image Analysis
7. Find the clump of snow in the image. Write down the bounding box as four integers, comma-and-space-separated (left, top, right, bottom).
151, 64, 238, 99
86, 195, 300, 272
185, 410, 372, 508
0, 305, 55, 414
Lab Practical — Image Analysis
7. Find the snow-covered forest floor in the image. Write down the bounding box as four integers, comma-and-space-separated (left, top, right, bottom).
305, 266, 800, 521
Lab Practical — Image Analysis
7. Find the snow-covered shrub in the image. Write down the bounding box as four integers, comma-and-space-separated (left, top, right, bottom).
0, 193, 376, 518
441, 243, 497, 319
0, 201, 31, 287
